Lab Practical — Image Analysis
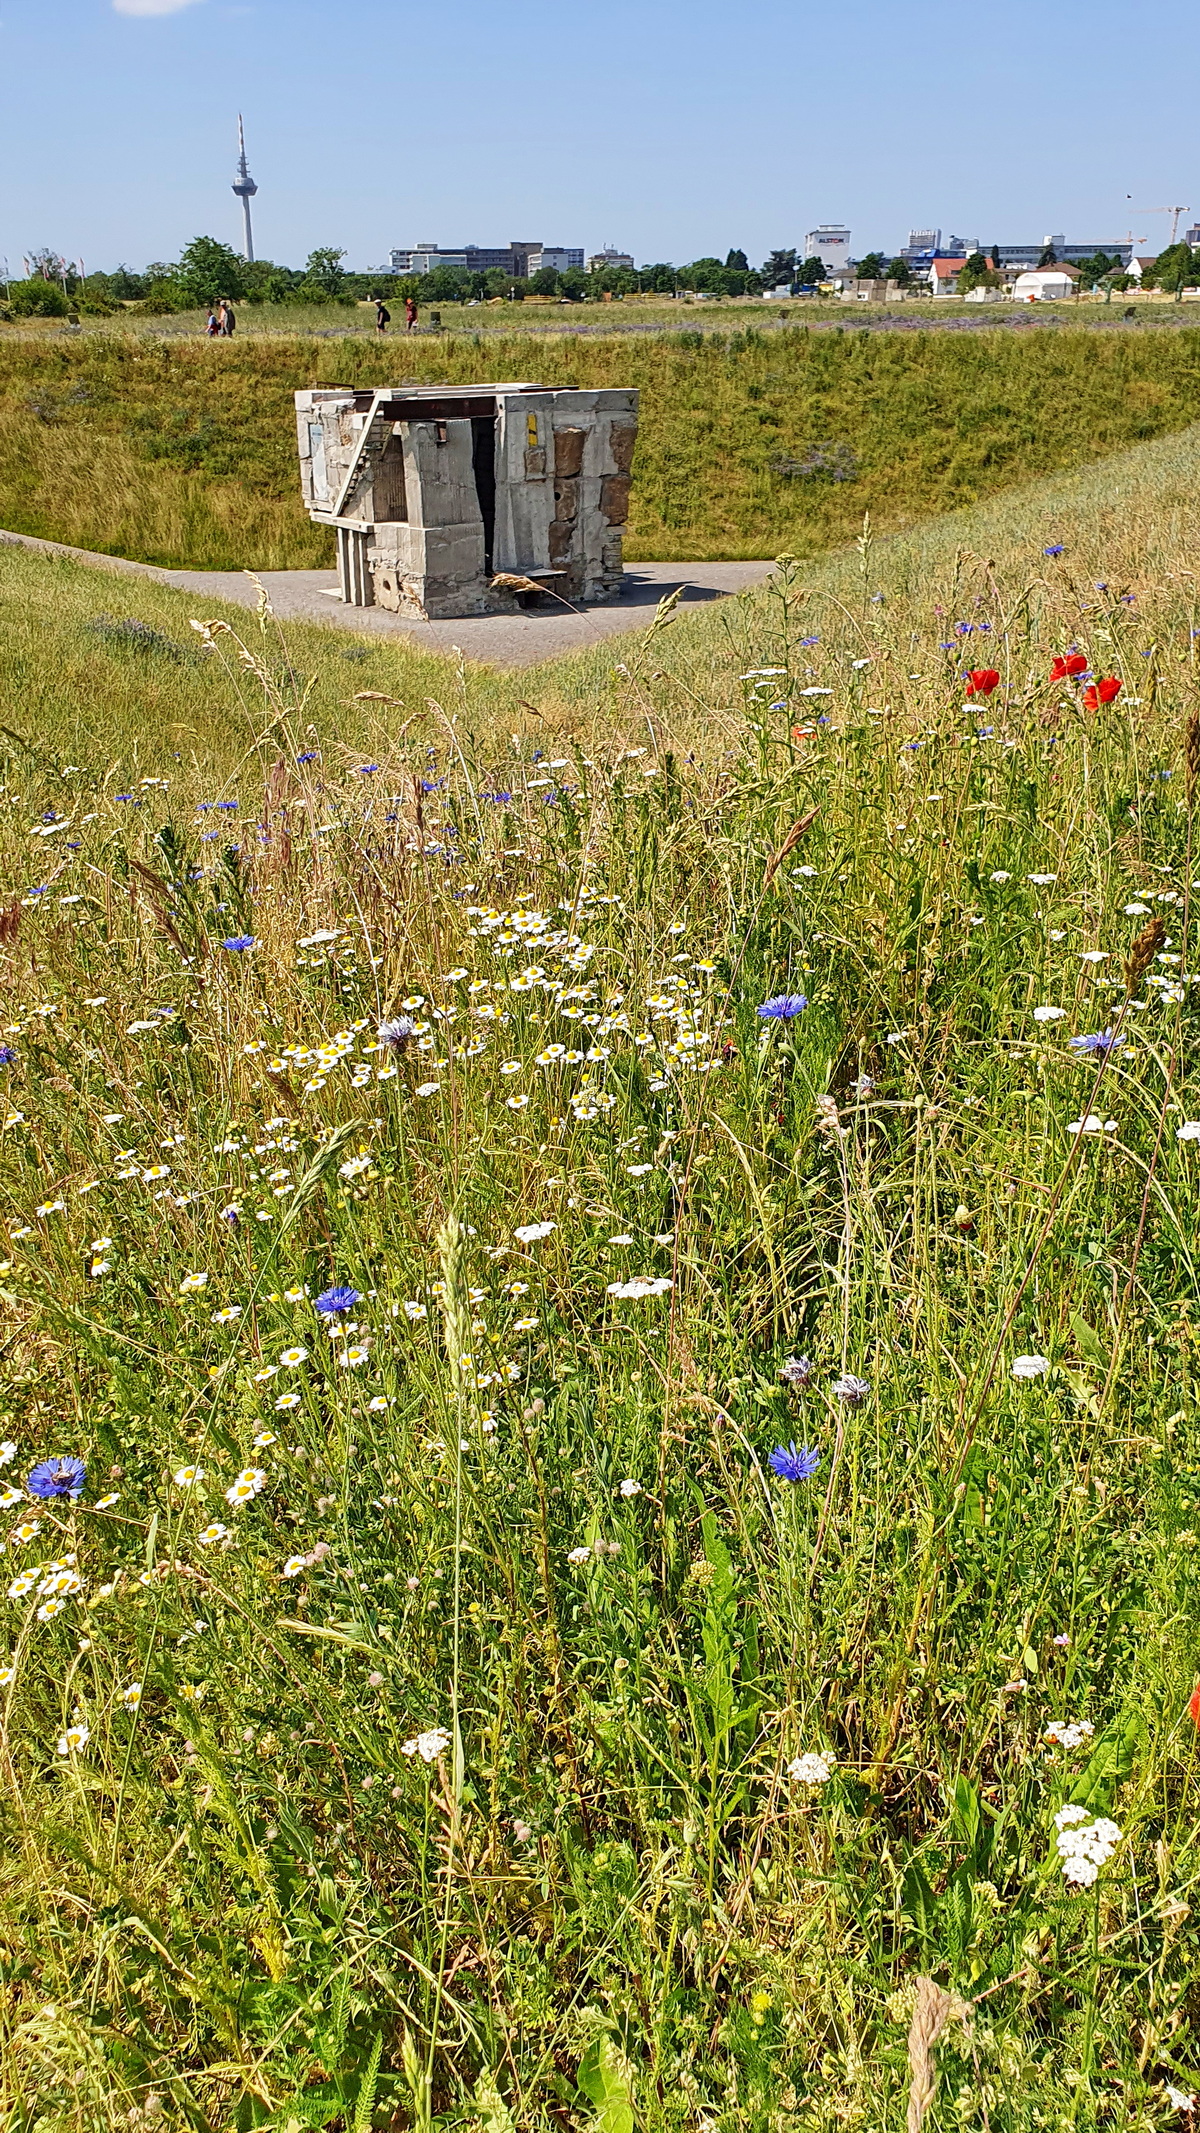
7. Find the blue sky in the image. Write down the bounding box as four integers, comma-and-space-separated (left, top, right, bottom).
2, 0, 1197, 273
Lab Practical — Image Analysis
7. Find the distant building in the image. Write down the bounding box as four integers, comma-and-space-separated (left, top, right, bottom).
388, 241, 583, 277
901, 228, 940, 265
946, 235, 980, 257
1187, 226, 1200, 248
996, 237, 1131, 269
389, 244, 468, 274
804, 225, 851, 272
528, 246, 585, 274
587, 247, 635, 274
1012, 266, 1079, 301
930, 256, 969, 297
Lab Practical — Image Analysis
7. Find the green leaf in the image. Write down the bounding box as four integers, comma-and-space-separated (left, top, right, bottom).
577, 2036, 634, 2133
473, 2074, 517, 2133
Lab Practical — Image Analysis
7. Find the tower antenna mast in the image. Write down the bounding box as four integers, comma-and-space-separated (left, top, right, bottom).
232, 115, 258, 262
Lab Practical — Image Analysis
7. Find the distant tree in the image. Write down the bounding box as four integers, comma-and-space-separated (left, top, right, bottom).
27, 247, 69, 283
1072, 251, 1119, 289
7, 276, 69, 317
174, 235, 246, 305
1037, 244, 1058, 267
958, 250, 1001, 293
1151, 241, 1200, 298
110, 263, 146, 301
762, 248, 797, 287
303, 247, 347, 295
639, 262, 677, 293
887, 255, 911, 284
725, 248, 749, 272
855, 252, 887, 280
529, 266, 560, 296
798, 256, 826, 285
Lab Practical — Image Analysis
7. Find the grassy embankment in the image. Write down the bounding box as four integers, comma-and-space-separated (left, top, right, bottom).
2, 425, 1200, 2128
5, 324, 1200, 573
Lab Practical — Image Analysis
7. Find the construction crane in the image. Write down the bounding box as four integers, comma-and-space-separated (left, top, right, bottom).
1133, 206, 1190, 244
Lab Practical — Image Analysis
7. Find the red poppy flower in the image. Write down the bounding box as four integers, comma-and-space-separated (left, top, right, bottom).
965, 669, 1000, 697
1190, 1681, 1200, 1730
1083, 676, 1122, 710
1050, 654, 1088, 681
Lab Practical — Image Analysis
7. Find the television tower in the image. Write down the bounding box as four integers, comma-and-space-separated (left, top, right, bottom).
232, 115, 258, 262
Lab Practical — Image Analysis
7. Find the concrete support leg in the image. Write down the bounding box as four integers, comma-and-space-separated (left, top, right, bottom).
337, 525, 374, 606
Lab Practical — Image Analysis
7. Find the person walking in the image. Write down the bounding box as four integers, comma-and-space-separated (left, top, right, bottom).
221, 299, 237, 336
216, 302, 228, 336
375, 298, 391, 332
405, 294, 418, 331
205, 307, 219, 337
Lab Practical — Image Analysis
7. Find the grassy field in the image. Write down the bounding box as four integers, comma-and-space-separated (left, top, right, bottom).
2, 425, 1200, 2129
7, 322, 1200, 572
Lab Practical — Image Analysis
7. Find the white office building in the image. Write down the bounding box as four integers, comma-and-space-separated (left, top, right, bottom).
804, 225, 851, 272
587, 247, 635, 274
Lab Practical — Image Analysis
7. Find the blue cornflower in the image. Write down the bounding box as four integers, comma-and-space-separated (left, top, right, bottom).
221, 935, 257, 951
0, 1046, 16, 1065
757, 994, 808, 1019
489, 791, 513, 805
28, 1454, 86, 1501
196, 802, 212, 812
217, 800, 238, 811
769, 1441, 821, 1483
1044, 544, 1065, 556
799, 635, 820, 646
315, 1285, 361, 1315
297, 750, 318, 764
115, 793, 133, 803
1069, 1028, 1123, 1054
938, 641, 956, 650
357, 763, 379, 775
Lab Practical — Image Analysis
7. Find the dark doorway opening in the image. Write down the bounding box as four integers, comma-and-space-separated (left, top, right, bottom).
471, 417, 497, 575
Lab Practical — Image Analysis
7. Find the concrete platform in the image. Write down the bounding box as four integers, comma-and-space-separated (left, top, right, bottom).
0, 528, 774, 668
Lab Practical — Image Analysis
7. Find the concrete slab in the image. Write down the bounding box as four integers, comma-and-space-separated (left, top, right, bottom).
0, 528, 775, 669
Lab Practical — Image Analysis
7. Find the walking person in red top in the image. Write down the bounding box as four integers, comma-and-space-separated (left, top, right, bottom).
405, 294, 418, 331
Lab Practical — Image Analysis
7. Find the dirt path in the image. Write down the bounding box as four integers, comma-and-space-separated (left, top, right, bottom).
0, 528, 774, 668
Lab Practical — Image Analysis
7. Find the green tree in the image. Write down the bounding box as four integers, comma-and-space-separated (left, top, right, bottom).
887, 255, 912, 284
725, 248, 749, 272
798, 256, 826, 285
958, 250, 1000, 293
1038, 243, 1058, 267
762, 248, 797, 287
303, 247, 346, 295
529, 266, 560, 296
173, 236, 246, 305
856, 252, 887, 280
6, 276, 69, 317
1151, 241, 1200, 299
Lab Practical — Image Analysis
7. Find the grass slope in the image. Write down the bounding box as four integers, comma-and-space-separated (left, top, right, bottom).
5, 323, 1200, 571
1, 426, 1200, 2129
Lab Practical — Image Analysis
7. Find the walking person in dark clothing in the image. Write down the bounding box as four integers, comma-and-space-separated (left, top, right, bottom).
221, 300, 237, 336
375, 298, 391, 332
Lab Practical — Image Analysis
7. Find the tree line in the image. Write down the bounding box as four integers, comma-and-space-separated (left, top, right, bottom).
8, 235, 1200, 320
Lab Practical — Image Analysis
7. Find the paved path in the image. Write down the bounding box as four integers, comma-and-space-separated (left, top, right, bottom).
0, 527, 774, 668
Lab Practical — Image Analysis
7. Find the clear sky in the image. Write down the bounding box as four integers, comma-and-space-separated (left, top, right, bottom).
2, 0, 1198, 274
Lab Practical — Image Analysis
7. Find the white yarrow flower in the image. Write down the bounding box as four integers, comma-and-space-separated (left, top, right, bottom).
401, 1725, 451, 1762
787, 1751, 834, 1785
1011, 1354, 1050, 1379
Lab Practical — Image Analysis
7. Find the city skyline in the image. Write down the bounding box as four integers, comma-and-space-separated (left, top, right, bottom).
1, 0, 1197, 274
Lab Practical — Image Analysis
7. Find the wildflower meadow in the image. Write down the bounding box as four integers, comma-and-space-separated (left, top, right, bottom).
2, 444, 1200, 2129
